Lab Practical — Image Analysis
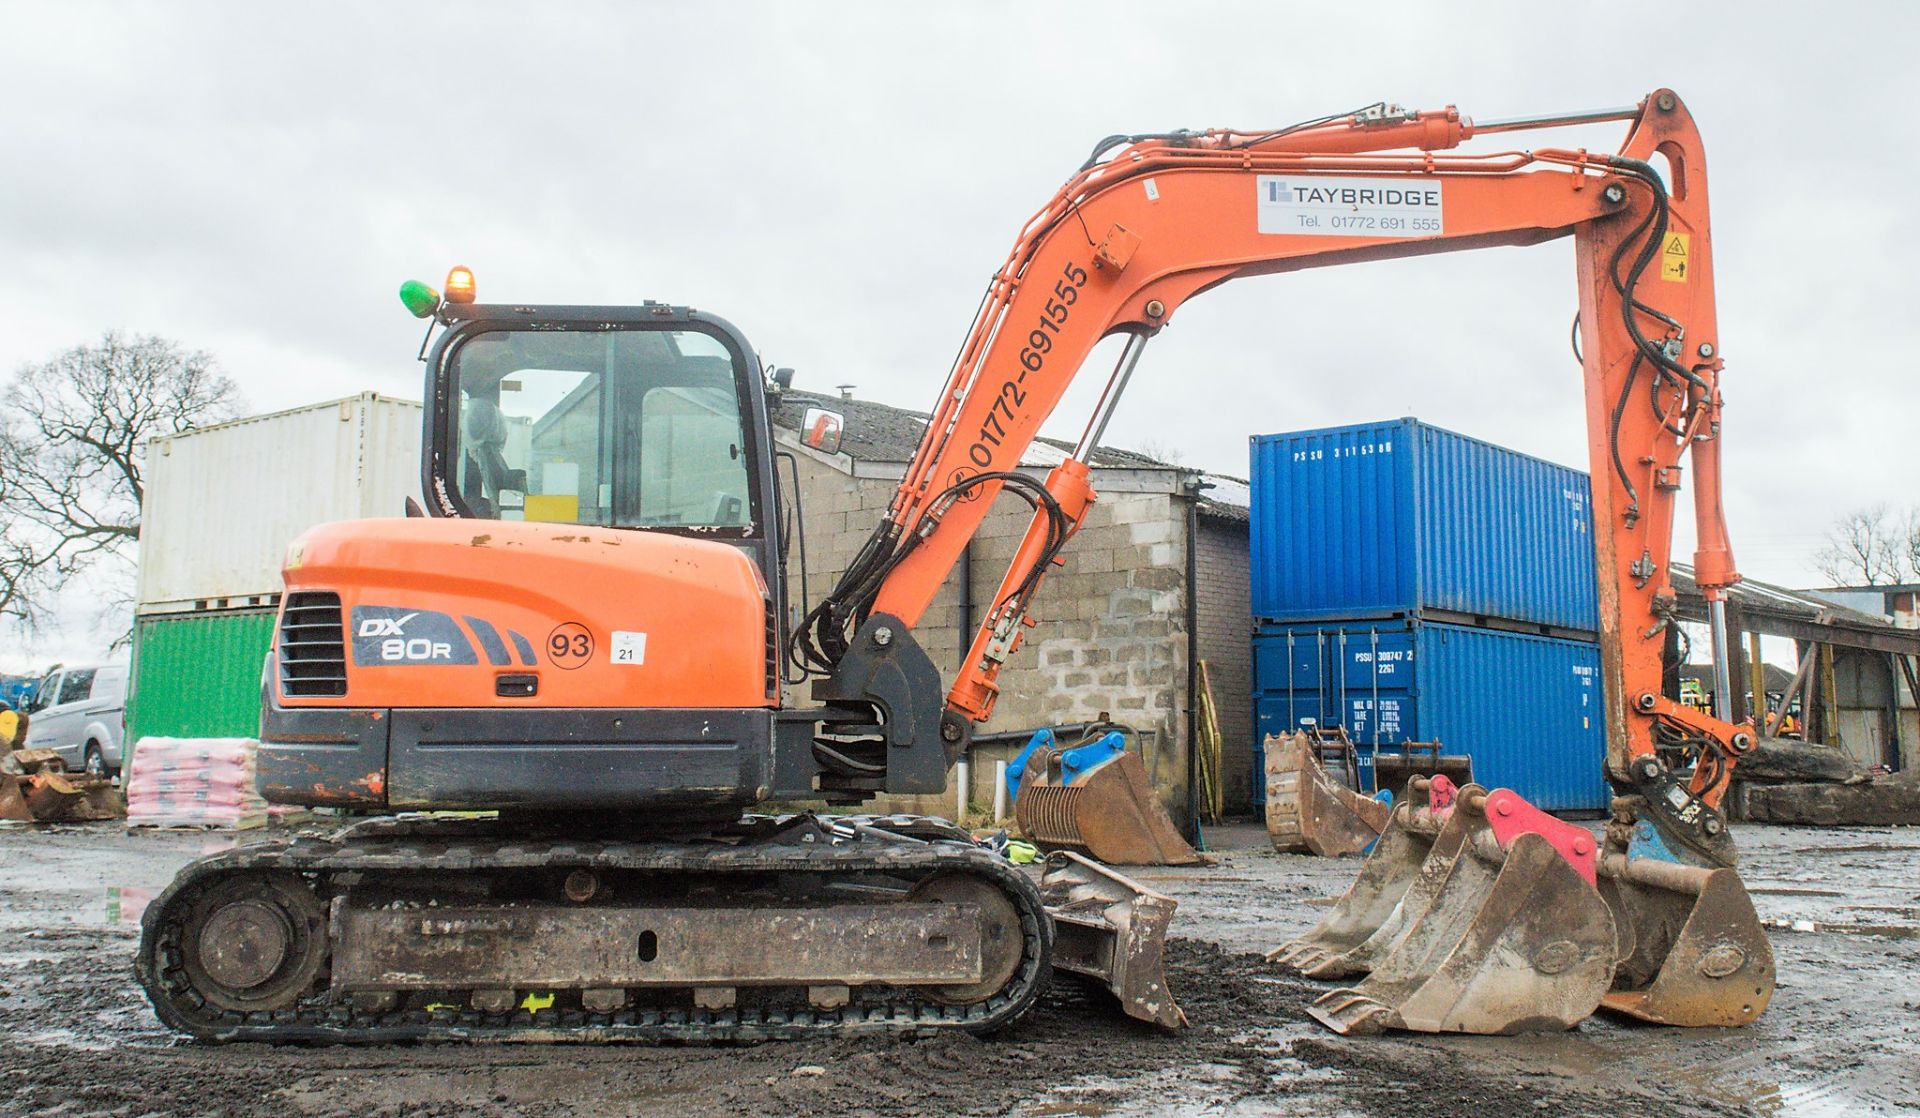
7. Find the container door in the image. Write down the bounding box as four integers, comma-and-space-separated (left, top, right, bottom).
1331, 625, 1418, 791
1251, 627, 1341, 806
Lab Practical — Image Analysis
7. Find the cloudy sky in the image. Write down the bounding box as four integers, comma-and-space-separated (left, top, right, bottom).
2, 1, 1914, 665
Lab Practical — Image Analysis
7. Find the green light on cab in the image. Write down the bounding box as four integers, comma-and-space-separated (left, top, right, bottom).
399, 279, 441, 319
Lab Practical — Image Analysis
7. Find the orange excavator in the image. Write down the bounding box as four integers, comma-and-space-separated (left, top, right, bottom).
138, 88, 1769, 1040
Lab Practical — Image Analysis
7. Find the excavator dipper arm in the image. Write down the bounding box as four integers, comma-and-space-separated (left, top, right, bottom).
802, 90, 1753, 864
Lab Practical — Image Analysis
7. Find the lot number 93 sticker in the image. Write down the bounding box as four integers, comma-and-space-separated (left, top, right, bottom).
548, 622, 593, 670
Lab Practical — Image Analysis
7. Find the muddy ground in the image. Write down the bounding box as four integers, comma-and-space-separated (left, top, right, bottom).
1, 821, 1914, 1118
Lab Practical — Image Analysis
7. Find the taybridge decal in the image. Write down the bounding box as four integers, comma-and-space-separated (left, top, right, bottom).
1257, 175, 1445, 238
350, 606, 478, 665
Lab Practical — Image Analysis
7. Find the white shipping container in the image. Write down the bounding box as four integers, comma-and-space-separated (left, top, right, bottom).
136, 393, 423, 612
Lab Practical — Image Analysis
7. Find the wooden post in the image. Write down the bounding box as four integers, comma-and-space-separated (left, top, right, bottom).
1195, 660, 1225, 823
1820, 643, 1840, 746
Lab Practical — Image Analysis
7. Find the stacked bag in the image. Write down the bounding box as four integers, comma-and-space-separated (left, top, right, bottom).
125, 737, 268, 829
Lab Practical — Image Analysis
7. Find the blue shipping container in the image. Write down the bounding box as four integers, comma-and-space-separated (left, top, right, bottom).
1252, 619, 1610, 812
1249, 418, 1598, 632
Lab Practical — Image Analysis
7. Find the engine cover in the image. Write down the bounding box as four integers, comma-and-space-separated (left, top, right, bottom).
258, 518, 777, 811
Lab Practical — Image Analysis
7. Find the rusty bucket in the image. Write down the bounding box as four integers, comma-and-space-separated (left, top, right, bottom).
1596, 815, 1774, 1028
1270, 775, 1464, 977
1263, 732, 1392, 857
1306, 789, 1617, 1035
1015, 749, 1203, 867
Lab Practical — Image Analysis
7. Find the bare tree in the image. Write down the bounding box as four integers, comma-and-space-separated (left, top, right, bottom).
1903, 507, 1920, 584
1812, 504, 1914, 586
0, 333, 240, 635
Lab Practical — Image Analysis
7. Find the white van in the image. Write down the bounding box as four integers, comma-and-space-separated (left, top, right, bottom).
22, 662, 129, 777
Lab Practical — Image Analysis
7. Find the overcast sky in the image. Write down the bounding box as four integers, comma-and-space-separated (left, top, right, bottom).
2, 1, 1914, 666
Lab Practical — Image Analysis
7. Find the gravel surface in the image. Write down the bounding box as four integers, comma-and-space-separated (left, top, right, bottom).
2, 821, 1915, 1117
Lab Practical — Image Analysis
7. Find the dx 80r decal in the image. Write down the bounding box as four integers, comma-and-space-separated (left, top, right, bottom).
350, 606, 479, 665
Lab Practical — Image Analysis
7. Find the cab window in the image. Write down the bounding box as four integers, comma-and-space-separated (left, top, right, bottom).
57, 669, 95, 706
448, 329, 754, 532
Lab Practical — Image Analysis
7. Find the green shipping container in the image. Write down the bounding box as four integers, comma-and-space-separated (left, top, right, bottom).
127, 608, 276, 745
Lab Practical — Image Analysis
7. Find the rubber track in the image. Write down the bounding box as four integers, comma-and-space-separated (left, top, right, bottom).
135, 829, 1053, 1043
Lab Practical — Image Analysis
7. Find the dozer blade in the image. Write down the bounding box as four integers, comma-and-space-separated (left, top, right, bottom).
1596, 821, 1775, 1027
1037, 850, 1186, 1029
1269, 775, 1463, 978
1263, 731, 1392, 857
1307, 789, 1617, 1036
1015, 750, 1204, 867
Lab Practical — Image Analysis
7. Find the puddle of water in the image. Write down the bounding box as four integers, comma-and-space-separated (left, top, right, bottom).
1749, 886, 1846, 897
1762, 917, 1920, 939
1790, 842, 1920, 855
1743, 1074, 1875, 1118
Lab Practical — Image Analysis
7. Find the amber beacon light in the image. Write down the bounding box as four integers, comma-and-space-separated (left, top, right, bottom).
444, 265, 477, 304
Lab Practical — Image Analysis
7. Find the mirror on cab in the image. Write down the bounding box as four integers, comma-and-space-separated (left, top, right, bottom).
800, 407, 845, 456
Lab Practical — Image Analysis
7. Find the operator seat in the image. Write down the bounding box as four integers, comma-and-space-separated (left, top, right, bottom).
461, 397, 528, 517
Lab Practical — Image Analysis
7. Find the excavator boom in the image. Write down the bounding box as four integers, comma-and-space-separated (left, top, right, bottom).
804, 88, 1753, 856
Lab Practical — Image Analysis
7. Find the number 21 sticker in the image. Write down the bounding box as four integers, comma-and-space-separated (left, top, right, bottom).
547, 623, 593, 670
610, 631, 647, 666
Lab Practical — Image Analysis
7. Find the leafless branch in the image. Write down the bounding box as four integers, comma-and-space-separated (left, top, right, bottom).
0, 332, 241, 641
1812, 504, 1914, 586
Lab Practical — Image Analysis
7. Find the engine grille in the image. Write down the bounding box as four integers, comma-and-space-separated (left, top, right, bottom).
279, 591, 348, 697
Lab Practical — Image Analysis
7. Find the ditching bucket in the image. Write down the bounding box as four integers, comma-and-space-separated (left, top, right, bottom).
1038, 850, 1187, 1029
1596, 817, 1775, 1027
1270, 775, 1463, 977
1015, 748, 1204, 866
1264, 731, 1392, 857
1306, 789, 1617, 1035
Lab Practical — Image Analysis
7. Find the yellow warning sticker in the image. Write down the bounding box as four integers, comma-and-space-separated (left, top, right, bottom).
1660, 232, 1690, 282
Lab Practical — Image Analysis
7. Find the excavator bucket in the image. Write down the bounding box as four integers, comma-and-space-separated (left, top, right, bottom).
1270, 776, 1469, 979
1596, 819, 1775, 1027
1306, 788, 1617, 1035
1038, 850, 1186, 1029
1263, 731, 1392, 857
1015, 748, 1204, 867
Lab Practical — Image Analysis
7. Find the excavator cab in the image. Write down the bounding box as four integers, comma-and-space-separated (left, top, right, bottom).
254, 287, 827, 816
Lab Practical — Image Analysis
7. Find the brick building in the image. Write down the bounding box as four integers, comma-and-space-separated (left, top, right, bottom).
770, 389, 1253, 824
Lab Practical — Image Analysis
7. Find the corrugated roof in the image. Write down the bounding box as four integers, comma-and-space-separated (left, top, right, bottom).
771, 387, 1248, 521
771, 388, 1177, 470
1671, 563, 1893, 628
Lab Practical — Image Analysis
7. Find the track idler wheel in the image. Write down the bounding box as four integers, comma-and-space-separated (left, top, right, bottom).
908, 872, 1025, 1006
177, 872, 328, 1015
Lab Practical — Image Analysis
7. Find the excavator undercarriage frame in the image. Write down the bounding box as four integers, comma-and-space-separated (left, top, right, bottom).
139, 814, 1183, 1041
